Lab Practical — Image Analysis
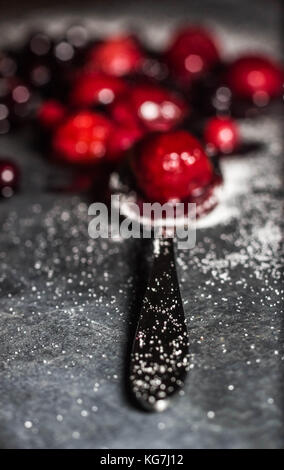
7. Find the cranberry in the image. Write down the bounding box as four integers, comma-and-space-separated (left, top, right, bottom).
204, 116, 240, 155
165, 26, 220, 85
65, 23, 89, 50
28, 33, 52, 58
131, 131, 214, 203
0, 78, 12, 132
0, 52, 17, 77
15, 53, 54, 95
49, 38, 81, 92
54, 41, 75, 64
0, 102, 11, 134
140, 52, 169, 82
17, 31, 78, 98
16, 33, 54, 90
110, 96, 140, 130
52, 110, 113, 165
86, 35, 144, 77
226, 55, 284, 103
38, 99, 66, 130
0, 77, 36, 126
69, 72, 128, 107
29, 63, 52, 89
111, 84, 188, 132
107, 124, 144, 162
0, 159, 19, 198
11, 81, 37, 122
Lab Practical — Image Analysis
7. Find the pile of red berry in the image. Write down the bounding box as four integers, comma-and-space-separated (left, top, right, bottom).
0, 24, 283, 204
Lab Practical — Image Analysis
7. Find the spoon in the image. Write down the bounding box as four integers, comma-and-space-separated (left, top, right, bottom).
130, 235, 189, 412
109, 164, 221, 411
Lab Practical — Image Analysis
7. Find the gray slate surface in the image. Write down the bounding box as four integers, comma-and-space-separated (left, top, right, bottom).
0, 0, 283, 449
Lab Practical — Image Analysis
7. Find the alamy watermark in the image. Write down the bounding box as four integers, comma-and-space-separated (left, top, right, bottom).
88, 195, 196, 249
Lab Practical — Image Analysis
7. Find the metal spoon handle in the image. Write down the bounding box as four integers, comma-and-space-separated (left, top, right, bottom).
130, 237, 189, 411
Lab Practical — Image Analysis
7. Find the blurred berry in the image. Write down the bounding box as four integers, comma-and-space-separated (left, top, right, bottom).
65, 23, 90, 50
226, 55, 284, 104
107, 124, 144, 162
0, 52, 18, 77
0, 159, 20, 198
111, 83, 189, 132
52, 110, 113, 165
165, 26, 220, 86
86, 35, 145, 77
204, 116, 240, 155
70, 72, 128, 108
38, 99, 66, 130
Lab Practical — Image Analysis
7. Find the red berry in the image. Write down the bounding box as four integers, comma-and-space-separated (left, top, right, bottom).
65, 24, 89, 50
226, 55, 284, 102
38, 99, 66, 130
0, 52, 17, 77
204, 116, 239, 155
110, 96, 140, 130
69, 72, 128, 107
52, 110, 113, 165
166, 26, 220, 85
3, 78, 35, 124
132, 131, 213, 203
111, 84, 188, 132
28, 32, 52, 57
0, 159, 19, 198
86, 35, 144, 77
107, 124, 144, 161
